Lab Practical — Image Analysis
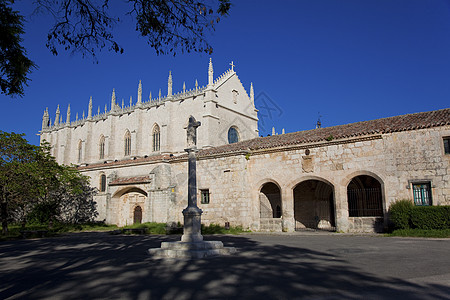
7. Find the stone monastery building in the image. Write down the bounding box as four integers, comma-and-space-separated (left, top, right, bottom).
40, 60, 450, 233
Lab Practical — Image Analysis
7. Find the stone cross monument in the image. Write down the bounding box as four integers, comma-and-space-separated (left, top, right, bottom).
149, 116, 236, 259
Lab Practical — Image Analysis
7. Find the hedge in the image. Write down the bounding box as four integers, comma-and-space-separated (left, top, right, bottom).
389, 200, 450, 230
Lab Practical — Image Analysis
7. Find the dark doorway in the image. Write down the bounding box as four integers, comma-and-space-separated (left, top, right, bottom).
260, 183, 282, 218
133, 206, 142, 224
294, 180, 335, 231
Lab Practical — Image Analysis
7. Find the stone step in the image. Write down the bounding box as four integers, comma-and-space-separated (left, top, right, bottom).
259, 218, 283, 232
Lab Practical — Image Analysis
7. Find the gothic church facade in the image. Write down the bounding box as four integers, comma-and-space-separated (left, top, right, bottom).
40, 60, 450, 233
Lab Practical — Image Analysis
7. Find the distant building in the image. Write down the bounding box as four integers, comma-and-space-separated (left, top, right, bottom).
40, 60, 450, 233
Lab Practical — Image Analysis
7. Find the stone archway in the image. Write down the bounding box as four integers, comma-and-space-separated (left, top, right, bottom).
259, 182, 282, 231
347, 175, 383, 217
260, 182, 282, 218
112, 187, 147, 227
293, 180, 335, 231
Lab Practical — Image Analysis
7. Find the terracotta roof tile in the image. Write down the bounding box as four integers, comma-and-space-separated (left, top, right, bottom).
109, 176, 151, 186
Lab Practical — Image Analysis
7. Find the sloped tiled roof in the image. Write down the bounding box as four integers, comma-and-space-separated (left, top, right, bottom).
109, 176, 152, 186
79, 108, 449, 170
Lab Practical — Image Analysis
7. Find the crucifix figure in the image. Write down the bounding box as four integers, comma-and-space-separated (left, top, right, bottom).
186, 116, 201, 148
230, 61, 235, 72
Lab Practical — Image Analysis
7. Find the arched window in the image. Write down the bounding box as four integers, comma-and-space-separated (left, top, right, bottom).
152, 124, 160, 152
100, 174, 106, 192
124, 130, 131, 156
99, 135, 105, 160
77, 140, 82, 163
228, 127, 239, 144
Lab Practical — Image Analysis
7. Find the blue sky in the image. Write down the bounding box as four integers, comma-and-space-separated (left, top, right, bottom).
1, 0, 450, 145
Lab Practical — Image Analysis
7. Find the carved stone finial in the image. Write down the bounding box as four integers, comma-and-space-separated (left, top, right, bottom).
82, 110, 85, 119
149, 91, 152, 102
88, 97, 93, 119
111, 89, 116, 111
183, 81, 186, 93
137, 80, 142, 103
272, 127, 275, 135
168, 71, 173, 96
129, 96, 132, 107
208, 58, 213, 86
230, 61, 235, 72
104, 104, 107, 113
250, 82, 254, 103
76, 113, 79, 121
42, 108, 49, 129
55, 105, 60, 125
97, 106, 100, 115
158, 89, 161, 99
195, 79, 198, 90
66, 104, 71, 124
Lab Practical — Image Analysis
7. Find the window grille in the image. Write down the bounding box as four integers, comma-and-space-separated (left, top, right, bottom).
200, 189, 210, 204
444, 137, 450, 154
413, 183, 432, 206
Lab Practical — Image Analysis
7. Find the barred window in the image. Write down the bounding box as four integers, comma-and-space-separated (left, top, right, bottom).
413, 183, 432, 206
200, 189, 210, 204
444, 137, 450, 154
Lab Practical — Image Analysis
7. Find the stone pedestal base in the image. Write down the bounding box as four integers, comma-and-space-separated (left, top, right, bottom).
149, 241, 237, 259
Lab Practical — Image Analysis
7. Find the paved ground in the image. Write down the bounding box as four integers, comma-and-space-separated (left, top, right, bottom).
0, 232, 449, 299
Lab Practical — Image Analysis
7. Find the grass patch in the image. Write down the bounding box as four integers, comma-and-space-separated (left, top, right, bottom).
201, 223, 249, 235
122, 222, 167, 234
387, 229, 450, 238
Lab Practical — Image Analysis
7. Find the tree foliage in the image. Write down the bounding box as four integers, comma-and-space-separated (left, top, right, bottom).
0, 0, 231, 97
0, 0, 36, 97
0, 131, 98, 234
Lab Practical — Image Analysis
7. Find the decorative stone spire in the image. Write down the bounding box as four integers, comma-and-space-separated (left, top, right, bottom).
104, 104, 107, 113
55, 105, 60, 125
88, 97, 93, 119
183, 81, 186, 93
111, 88, 116, 111
195, 79, 198, 90
60, 115, 63, 124
121, 99, 124, 109
282, 128, 285, 134
208, 58, 213, 87
42, 108, 49, 129
82, 110, 85, 119
272, 127, 276, 135
250, 82, 254, 104
168, 71, 173, 96
76, 113, 79, 121
97, 106, 100, 115
158, 89, 161, 99
66, 104, 71, 124
137, 80, 142, 103
149, 91, 152, 101
129, 96, 132, 107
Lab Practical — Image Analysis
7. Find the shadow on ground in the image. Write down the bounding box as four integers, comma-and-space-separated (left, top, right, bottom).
0, 233, 448, 299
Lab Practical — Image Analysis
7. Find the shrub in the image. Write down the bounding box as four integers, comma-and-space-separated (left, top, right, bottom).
410, 206, 450, 230
389, 199, 413, 230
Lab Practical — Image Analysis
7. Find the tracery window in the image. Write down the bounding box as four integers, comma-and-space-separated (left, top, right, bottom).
124, 130, 131, 156
153, 125, 160, 152
99, 135, 105, 160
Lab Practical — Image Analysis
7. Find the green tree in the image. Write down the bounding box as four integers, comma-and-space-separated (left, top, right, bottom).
0, 0, 36, 97
1, 0, 231, 97
0, 131, 97, 233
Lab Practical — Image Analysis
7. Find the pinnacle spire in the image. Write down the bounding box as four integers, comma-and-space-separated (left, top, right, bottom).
42, 108, 49, 129
137, 80, 142, 103
183, 81, 186, 93
149, 91, 152, 101
208, 58, 213, 86
168, 71, 173, 96
88, 97, 93, 119
195, 79, 198, 90
55, 105, 60, 125
111, 88, 116, 111
158, 89, 161, 99
66, 104, 71, 124
250, 82, 254, 104
130, 96, 132, 107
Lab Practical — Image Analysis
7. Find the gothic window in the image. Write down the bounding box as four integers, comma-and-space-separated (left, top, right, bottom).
77, 140, 82, 163
100, 174, 106, 192
412, 182, 432, 206
124, 130, 131, 156
228, 127, 239, 144
99, 135, 105, 160
153, 124, 160, 152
